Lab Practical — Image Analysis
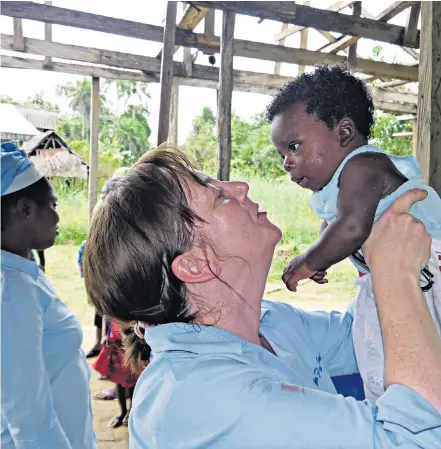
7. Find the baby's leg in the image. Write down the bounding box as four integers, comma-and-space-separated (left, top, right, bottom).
353, 275, 385, 403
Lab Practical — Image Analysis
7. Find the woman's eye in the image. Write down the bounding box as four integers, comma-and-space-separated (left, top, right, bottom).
289, 142, 299, 153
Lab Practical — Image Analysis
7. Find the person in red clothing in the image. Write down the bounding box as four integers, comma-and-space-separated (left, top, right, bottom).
93, 319, 139, 428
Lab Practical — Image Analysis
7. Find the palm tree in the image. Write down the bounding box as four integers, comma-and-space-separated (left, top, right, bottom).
56, 79, 95, 139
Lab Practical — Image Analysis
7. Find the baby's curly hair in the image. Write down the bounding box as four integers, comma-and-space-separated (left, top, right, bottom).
266, 63, 375, 139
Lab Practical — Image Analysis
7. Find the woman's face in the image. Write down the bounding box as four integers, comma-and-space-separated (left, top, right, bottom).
30, 189, 60, 250
186, 177, 282, 268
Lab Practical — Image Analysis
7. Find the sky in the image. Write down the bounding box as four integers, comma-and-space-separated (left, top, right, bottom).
0, 0, 417, 144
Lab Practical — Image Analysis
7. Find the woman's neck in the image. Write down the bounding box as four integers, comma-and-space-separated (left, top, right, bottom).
1, 235, 30, 259
192, 265, 269, 347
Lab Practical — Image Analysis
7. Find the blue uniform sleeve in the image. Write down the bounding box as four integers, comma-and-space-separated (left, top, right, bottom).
297, 306, 358, 376
234, 378, 441, 449
1, 274, 73, 449
154, 360, 441, 449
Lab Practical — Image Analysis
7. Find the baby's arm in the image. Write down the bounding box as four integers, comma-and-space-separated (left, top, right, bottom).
304, 154, 387, 272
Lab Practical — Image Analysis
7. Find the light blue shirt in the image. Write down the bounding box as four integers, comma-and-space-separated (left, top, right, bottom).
129, 300, 441, 449
1, 250, 96, 449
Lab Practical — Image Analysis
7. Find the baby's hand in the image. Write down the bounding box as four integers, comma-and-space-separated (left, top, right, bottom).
310, 270, 328, 285
282, 254, 316, 292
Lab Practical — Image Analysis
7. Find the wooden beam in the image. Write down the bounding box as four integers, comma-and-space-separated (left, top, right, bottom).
0, 3, 419, 81
403, 3, 421, 47
374, 101, 416, 115
192, 1, 420, 48
88, 77, 100, 222
157, 3, 208, 58
1, 54, 418, 114
12, 18, 24, 51
1, 35, 422, 100
347, 1, 361, 67
320, 2, 418, 54
274, 23, 288, 75
274, 1, 355, 41
416, 2, 441, 195
44, 0, 52, 67
158, 1, 177, 146
168, 77, 179, 145
376, 79, 411, 88
217, 10, 235, 181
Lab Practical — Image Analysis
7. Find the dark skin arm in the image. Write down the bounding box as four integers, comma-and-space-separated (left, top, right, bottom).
283, 153, 400, 291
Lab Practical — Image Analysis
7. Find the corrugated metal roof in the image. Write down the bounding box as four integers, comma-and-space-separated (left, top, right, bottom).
0, 104, 39, 140
15, 106, 59, 131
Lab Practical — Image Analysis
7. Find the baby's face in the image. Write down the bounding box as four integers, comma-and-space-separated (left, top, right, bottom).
271, 103, 342, 192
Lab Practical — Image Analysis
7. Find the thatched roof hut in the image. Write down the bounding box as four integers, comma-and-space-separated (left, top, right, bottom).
22, 130, 88, 179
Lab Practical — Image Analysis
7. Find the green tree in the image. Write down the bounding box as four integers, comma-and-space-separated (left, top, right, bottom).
372, 112, 412, 156
185, 107, 217, 174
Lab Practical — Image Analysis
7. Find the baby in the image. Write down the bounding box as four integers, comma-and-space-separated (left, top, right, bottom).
267, 64, 441, 402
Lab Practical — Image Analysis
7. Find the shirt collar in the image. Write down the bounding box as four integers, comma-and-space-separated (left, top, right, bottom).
1, 250, 39, 279
145, 306, 272, 356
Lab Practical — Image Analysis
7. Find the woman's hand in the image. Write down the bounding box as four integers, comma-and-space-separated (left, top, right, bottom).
362, 189, 431, 278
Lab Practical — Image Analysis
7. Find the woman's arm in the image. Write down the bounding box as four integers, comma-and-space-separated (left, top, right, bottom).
363, 189, 441, 411
1, 277, 73, 448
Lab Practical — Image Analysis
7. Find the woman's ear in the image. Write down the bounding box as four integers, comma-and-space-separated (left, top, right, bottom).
16, 198, 37, 220
171, 250, 221, 283
339, 118, 356, 147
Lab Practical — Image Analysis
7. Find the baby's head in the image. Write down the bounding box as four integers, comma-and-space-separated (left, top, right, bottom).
267, 64, 374, 191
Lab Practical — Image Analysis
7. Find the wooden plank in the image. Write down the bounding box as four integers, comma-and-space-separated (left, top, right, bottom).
403, 3, 421, 47
416, 2, 441, 196
44, 0, 52, 66
374, 101, 417, 114
376, 79, 411, 88
12, 18, 24, 51
1, 1, 420, 49
321, 1, 417, 54
157, 3, 208, 58
0, 4, 419, 80
182, 2, 193, 76
192, 1, 420, 48
273, 0, 355, 41
88, 77, 100, 222
1, 35, 421, 92
347, 1, 361, 67
217, 10, 235, 181
274, 23, 288, 75
157, 1, 177, 146
168, 77, 179, 145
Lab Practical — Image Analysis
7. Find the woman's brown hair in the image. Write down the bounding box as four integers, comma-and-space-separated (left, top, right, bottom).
83, 145, 208, 373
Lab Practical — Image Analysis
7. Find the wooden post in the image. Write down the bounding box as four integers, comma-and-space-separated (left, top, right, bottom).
404, 3, 421, 48
157, 1, 177, 146
412, 118, 417, 157
44, 1, 52, 66
204, 8, 215, 55
12, 18, 24, 51
168, 77, 179, 145
217, 10, 235, 181
88, 76, 100, 222
182, 2, 193, 76
274, 23, 288, 75
298, 1, 310, 76
347, 1, 361, 67
416, 2, 441, 196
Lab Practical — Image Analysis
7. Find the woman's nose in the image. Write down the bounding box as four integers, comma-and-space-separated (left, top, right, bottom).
228, 181, 249, 202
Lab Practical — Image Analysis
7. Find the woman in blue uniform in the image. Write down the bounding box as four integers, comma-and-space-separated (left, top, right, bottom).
84, 147, 441, 449
1, 142, 96, 449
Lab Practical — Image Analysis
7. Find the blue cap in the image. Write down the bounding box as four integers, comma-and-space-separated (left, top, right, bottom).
1, 141, 43, 196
